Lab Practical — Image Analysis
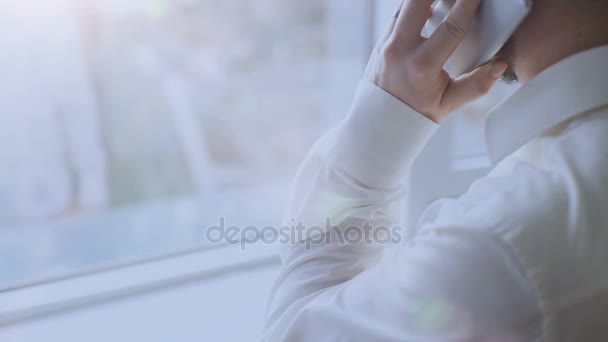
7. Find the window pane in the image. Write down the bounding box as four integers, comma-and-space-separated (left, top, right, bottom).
0, 0, 371, 289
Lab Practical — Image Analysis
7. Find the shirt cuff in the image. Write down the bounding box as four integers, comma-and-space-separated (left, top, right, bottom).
327, 80, 438, 189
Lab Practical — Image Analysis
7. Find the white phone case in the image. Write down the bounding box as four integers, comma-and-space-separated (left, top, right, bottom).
422, 0, 532, 78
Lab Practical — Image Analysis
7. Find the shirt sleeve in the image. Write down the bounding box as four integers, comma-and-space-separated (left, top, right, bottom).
263, 81, 542, 341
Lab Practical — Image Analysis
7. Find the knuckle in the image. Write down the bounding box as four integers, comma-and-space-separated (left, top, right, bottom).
381, 41, 400, 62
409, 55, 432, 74
474, 80, 492, 95
442, 19, 466, 38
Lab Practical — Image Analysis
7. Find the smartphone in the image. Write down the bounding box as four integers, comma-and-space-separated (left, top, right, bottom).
422, 0, 532, 78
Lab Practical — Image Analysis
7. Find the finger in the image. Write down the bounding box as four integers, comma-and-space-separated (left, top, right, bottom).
380, 2, 402, 46
418, 0, 481, 67
393, 0, 435, 42
364, 1, 405, 80
364, 3, 402, 80
439, 59, 508, 112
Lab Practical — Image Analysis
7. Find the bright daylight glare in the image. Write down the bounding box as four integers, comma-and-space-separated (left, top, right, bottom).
0, 0, 371, 340
0, 0, 513, 340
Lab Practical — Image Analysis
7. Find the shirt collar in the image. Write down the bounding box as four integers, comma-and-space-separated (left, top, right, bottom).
484, 45, 608, 164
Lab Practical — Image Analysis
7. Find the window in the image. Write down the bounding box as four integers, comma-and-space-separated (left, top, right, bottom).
0, 2, 524, 338
0, 0, 373, 292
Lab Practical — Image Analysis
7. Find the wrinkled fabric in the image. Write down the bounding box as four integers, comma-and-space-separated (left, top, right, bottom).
264, 46, 608, 342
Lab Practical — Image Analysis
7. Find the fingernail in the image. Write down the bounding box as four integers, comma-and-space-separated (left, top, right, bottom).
490, 62, 508, 78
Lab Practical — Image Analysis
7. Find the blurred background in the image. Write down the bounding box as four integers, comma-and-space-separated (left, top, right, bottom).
0, 0, 516, 340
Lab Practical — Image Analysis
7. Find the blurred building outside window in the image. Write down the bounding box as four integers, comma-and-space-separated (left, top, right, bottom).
0, 0, 516, 294
0, 0, 107, 223
0, 4, 523, 338
0, 0, 376, 291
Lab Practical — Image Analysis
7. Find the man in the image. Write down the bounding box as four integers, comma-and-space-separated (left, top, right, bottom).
264, 0, 608, 340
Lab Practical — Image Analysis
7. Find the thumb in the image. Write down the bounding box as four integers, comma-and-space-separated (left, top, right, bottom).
440, 59, 509, 113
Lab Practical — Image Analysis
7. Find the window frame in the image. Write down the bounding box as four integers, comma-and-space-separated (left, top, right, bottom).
0, 242, 279, 327
0, 0, 378, 323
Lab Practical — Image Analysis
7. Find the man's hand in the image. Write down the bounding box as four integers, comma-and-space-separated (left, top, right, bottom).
368, 0, 508, 123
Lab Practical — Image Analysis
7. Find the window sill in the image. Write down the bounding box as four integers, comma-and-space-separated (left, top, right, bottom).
0, 242, 280, 327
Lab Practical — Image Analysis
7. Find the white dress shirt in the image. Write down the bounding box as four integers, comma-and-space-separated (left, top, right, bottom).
263, 45, 608, 341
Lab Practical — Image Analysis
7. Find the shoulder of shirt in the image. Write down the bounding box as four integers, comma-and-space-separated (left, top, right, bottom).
418, 108, 608, 316
425, 107, 608, 234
